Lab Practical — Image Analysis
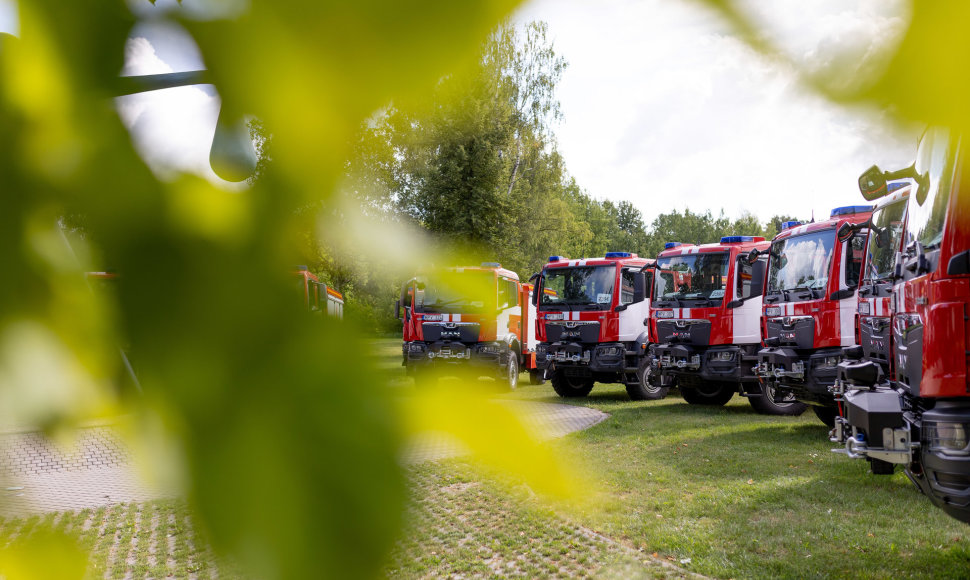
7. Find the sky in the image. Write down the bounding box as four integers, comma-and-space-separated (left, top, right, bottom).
0, 0, 920, 226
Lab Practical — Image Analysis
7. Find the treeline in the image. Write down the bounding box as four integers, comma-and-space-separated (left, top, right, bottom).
299, 22, 801, 332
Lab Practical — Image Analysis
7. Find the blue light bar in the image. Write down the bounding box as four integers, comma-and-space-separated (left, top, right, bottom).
720, 236, 751, 243
887, 181, 908, 193
480, 262, 502, 268
781, 221, 802, 230
604, 251, 633, 258
664, 242, 682, 249
830, 205, 873, 217
548, 255, 566, 262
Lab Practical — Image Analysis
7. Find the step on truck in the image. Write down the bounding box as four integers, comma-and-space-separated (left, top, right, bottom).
532, 252, 658, 400
397, 263, 540, 389
650, 237, 807, 414
754, 205, 873, 426
831, 127, 970, 524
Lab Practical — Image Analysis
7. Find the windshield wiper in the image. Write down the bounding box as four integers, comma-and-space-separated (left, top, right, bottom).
764, 288, 786, 303
791, 286, 822, 300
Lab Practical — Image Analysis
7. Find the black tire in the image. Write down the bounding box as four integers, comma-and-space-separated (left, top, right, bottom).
529, 369, 546, 385
812, 405, 838, 428
747, 383, 808, 416
869, 457, 896, 475
551, 370, 594, 398
505, 356, 519, 390
680, 381, 735, 406
625, 360, 669, 401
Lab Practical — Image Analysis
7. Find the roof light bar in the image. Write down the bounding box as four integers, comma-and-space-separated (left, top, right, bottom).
604, 251, 634, 258
830, 205, 873, 217
480, 262, 502, 268
548, 255, 566, 262
664, 242, 682, 249
719, 236, 765, 244
781, 221, 802, 230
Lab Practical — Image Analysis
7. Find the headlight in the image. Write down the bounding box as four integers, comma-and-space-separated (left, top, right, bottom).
422, 314, 443, 321
598, 346, 622, 356
408, 342, 426, 352
656, 310, 674, 319
858, 301, 871, 316
816, 356, 840, 369
545, 313, 564, 320
478, 343, 502, 354
536, 344, 548, 354
765, 306, 782, 317
710, 351, 735, 362
926, 422, 970, 456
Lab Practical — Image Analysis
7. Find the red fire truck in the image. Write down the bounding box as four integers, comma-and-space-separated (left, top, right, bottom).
650, 236, 806, 414
295, 267, 344, 318
397, 263, 540, 388
754, 205, 873, 425
832, 127, 970, 523
533, 252, 657, 400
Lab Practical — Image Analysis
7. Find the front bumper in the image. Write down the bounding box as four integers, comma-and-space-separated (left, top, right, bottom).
404, 340, 511, 370
536, 341, 628, 373
651, 344, 748, 382
754, 347, 841, 403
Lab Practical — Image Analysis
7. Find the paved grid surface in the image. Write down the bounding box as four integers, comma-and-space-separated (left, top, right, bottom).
400, 400, 609, 464
0, 401, 608, 516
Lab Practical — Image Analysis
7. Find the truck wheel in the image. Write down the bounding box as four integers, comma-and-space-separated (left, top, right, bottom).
747, 383, 807, 416
625, 360, 668, 401
680, 381, 735, 406
505, 356, 519, 390
812, 405, 838, 428
551, 370, 594, 398
868, 457, 896, 475
529, 369, 546, 385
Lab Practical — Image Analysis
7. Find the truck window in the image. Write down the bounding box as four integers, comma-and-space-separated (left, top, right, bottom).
620, 269, 636, 304
540, 266, 616, 310
736, 259, 753, 299
845, 232, 867, 288
908, 127, 956, 251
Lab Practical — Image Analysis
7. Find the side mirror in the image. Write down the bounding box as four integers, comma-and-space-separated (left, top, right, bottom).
749, 260, 766, 298
746, 248, 759, 265
632, 271, 646, 303
836, 222, 853, 243
858, 165, 888, 201
394, 300, 402, 321
948, 249, 970, 276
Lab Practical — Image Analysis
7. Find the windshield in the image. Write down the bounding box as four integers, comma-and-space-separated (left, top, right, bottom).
414, 270, 494, 313
767, 230, 835, 293
654, 253, 729, 302
540, 265, 616, 310
907, 127, 957, 250
865, 199, 906, 283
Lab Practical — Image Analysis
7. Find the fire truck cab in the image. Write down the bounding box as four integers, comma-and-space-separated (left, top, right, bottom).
755, 206, 873, 425
533, 252, 658, 400
294, 267, 344, 318
397, 263, 539, 389
650, 236, 806, 414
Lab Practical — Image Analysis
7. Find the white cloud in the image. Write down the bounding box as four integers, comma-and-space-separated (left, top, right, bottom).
116, 36, 231, 187
515, 0, 917, 227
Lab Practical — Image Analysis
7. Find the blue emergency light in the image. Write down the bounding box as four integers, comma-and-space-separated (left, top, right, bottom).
548, 255, 566, 262
604, 252, 633, 258
664, 242, 682, 249
480, 262, 502, 268
781, 221, 802, 230
830, 205, 873, 217
720, 236, 764, 243
887, 181, 909, 193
